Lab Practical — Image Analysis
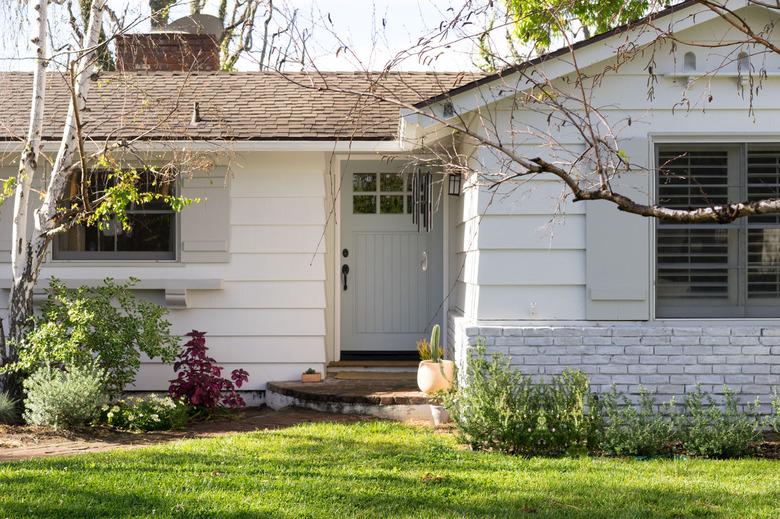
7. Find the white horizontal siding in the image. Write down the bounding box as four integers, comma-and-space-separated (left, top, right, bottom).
476, 215, 585, 250
477, 250, 584, 285
141, 336, 326, 364
230, 226, 326, 253
134, 362, 323, 391
0, 151, 332, 391
477, 286, 586, 320
187, 281, 325, 308
231, 196, 324, 225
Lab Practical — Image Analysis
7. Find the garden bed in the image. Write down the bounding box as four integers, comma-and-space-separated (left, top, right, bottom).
0, 407, 369, 461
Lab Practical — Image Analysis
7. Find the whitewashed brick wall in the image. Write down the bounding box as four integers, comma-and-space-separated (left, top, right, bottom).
448, 313, 780, 408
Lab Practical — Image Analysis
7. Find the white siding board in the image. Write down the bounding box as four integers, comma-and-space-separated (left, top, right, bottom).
187, 281, 325, 308
478, 250, 585, 285
230, 226, 326, 253
232, 197, 325, 225
477, 181, 584, 215
134, 362, 323, 391
169, 308, 325, 336
477, 215, 585, 250
140, 336, 326, 364
230, 153, 326, 197
477, 285, 586, 320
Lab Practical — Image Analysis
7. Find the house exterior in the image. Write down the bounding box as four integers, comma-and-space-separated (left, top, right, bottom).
1, 0, 779, 406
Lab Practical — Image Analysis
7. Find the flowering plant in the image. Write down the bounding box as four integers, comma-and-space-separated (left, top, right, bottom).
168, 330, 249, 408
98, 394, 190, 431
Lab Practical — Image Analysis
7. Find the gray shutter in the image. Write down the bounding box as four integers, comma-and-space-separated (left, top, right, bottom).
180, 166, 230, 263
585, 138, 651, 320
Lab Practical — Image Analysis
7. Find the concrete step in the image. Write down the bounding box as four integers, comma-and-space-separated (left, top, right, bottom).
331, 370, 417, 382
266, 378, 432, 423
327, 360, 418, 373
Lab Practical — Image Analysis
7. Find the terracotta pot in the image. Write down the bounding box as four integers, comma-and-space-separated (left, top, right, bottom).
417, 360, 455, 394
301, 372, 322, 383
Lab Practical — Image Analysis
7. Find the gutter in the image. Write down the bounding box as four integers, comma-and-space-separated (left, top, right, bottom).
0, 139, 405, 154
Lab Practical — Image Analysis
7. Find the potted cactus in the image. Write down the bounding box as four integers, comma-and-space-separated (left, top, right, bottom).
416, 324, 455, 395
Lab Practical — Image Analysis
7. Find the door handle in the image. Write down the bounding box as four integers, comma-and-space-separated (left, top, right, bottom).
341, 264, 350, 291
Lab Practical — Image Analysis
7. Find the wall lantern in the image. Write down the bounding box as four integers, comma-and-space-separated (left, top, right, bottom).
448, 173, 462, 196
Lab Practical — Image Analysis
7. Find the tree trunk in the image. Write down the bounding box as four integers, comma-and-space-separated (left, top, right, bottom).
5, 0, 106, 398
4, 0, 49, 398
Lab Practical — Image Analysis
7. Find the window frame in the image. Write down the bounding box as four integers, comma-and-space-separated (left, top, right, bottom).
655, 142, 780, 318
51, 170, 179, 262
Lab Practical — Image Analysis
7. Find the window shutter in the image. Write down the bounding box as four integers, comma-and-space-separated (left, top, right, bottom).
180, 166, 230, 263
746, 146, 780, 303
585, 138, 651, 320
655, 147, 737, 317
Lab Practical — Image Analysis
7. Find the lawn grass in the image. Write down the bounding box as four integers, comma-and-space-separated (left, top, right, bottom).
0, 420, 779, 518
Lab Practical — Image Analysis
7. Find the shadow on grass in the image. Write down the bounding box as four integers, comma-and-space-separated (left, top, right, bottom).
0, 423, 778, 518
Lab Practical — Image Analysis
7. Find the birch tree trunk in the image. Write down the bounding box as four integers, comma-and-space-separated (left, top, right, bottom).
6, 0, 106, 394
5, 0, 49, 393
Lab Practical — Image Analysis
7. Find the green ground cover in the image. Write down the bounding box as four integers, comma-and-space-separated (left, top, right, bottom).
1, 421, 779, 518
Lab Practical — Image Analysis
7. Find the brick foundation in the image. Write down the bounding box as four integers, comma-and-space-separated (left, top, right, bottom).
449, 313, 780, 409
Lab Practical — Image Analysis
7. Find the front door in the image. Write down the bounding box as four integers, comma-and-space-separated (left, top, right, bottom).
339, 160, 443, 360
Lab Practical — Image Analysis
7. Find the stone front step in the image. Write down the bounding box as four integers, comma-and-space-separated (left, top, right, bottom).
327, 360, 418, 374
331, 370, 417, 382
266, 378, 432, 423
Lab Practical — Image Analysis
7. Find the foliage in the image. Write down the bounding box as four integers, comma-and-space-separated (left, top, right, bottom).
304, 368, 317, 375
504, 0, 661, 50
2, 422, 779, 517
168, 330, 249, 409
22, 362, 108, 430
597, 387, 676, 457
97, 395, 191, 432
443, 340, 597, 455
678, 387, 763, 459
10, 278, 179, 396
418, 324, 444, 362
445, 341, 778, 458
0, 392, 18, 424
770, 390, 780, 434
84, 160, 198, 234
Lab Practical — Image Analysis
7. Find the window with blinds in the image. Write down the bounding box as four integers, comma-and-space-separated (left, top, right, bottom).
656, 144, 780, 318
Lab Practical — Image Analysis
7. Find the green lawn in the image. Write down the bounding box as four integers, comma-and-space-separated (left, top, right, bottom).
0, 421, 779, 518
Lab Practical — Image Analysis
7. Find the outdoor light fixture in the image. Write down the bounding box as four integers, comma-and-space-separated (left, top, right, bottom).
448, 173, 462, 196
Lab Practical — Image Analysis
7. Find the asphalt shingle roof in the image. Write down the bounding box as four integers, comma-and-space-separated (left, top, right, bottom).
0, 71, 479, 142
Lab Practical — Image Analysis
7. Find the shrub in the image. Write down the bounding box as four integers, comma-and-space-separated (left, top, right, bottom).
597, 387, 676, 457
0, 392, 18, 424
98, 395, 191, 432
678, 386, 763, 458
443, 340, 598, 455
10, 278, 178, 396
23, 363, 108, 430
168, 330, 249, 409
770, 391, 780, 433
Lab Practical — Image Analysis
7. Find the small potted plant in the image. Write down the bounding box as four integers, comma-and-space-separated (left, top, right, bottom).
416, 324, 455, 395
301, 368, 322, 383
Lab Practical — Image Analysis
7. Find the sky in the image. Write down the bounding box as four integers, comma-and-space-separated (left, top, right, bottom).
0, 0, 491, 72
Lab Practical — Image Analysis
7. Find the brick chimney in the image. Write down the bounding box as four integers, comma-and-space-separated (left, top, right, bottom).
115, 32, 220, 72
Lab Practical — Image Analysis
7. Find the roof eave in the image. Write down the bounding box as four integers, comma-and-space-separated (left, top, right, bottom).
409, 0, 745, 120
0, 139, 406, 154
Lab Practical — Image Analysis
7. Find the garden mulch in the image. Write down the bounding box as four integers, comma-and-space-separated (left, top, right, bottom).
0, 407, 372, 462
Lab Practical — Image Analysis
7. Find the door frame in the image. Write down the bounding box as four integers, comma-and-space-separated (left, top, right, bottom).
332, 155, 450, 362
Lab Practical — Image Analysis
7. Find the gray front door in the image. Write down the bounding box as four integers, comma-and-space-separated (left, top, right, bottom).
340, 160, 443, 356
